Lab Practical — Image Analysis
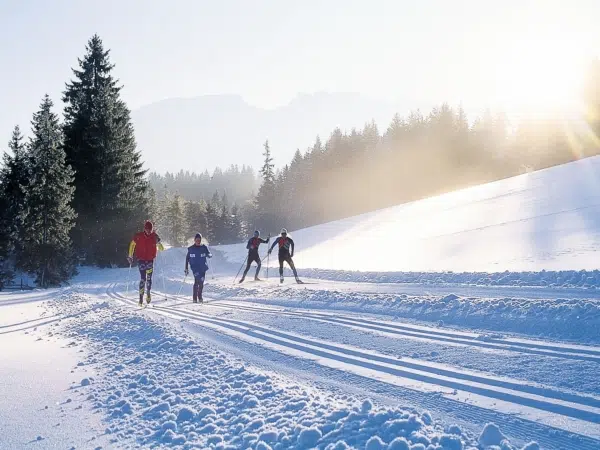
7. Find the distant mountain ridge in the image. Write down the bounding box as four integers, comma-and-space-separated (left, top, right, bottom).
131, 92, 409, 174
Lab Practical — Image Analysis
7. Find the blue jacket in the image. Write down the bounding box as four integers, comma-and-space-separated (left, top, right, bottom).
186, 244, 212, 274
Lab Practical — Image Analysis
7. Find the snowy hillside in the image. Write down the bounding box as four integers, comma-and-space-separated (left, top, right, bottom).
221, 156, 600, 273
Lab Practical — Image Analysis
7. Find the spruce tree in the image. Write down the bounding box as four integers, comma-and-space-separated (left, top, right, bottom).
21, 95, 76, 287
166, 193, 186, 247
205, 191, 222, 243
184, 200, 208, 239
0, 125, 29, 276
63, 34, 148, 267
255, 140, 279, 232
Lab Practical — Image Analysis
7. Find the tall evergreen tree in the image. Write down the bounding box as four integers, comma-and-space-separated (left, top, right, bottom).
0, 125, 29, 275
20, 95, 76, 287
184, 200, 208, 240
254, 140, 279, 232
205, 191, 222, 243
63, 34, 148, 267
166, 193, 186, 247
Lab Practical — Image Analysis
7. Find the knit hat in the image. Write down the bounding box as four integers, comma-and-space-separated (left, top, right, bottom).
195, 233, 202, 240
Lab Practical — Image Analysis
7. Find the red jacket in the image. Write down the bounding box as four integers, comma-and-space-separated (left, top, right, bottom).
131, 231, 161, 261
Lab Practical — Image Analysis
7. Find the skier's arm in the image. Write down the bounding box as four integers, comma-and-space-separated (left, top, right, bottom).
268, 238, 279, 253
290, 238, 295, 257
207, 246, 212, 258
246, 239, 252, 250
128, 240, 136, 258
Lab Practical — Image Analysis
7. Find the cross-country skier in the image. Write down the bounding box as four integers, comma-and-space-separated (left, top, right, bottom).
127, 220, 164, 305
268, 228, 302, 284
185, 233, 212, 303
239, 230, 270, 283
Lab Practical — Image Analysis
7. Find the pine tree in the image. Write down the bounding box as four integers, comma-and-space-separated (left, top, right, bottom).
0, 125, 29, 277
20, 95, 76, 287
166, 193, 186, 247
255, 140, 279, 232
63, 34, 148, 267
205, 191, 222, 243
184, 200, 208, 240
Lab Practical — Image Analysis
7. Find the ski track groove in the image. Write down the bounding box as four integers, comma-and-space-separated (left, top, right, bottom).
103, 283, 600, 450
204, 300, 600, 363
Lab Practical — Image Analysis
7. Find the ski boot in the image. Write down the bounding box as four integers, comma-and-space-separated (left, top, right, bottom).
280, 275, 284, 284
146, 292, 152, 305
254, 277, 262, 282
238, 276, 245, 284
296, 278, 304, 284
139, 289, 144, 306
198, 296, 204, 304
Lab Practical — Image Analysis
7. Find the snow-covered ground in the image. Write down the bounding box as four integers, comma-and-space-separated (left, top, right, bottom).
3, 156, 600, 449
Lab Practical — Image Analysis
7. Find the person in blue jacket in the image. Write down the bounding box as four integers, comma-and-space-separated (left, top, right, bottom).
184, 233, 212, 303
239, 230, 270, 283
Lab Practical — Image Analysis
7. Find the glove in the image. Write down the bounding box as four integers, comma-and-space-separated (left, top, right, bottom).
127, 256, 133, 265
184, 269, 189, 276
208, 253, 213, 258
268, 249, 272, 255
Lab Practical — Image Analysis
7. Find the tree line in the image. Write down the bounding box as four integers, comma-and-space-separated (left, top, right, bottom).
153, 190, 244, 247
0, 35, 150, 287
148, 165, 259, 207
247, 59, 600, 233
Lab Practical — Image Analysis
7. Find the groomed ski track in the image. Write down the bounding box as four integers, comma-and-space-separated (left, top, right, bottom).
105, 282, 600, 450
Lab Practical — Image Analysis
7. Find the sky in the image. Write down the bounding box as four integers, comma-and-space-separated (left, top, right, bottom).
1, 0, 598, 167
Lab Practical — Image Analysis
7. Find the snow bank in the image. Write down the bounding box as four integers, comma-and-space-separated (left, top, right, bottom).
295, 268, 600, 289
45, 293, 535, 449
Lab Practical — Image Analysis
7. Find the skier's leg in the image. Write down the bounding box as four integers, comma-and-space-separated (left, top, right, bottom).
240, 257, 252, 282
285, 255, 299, 279
193, 276, 199, 302
197, 272, 206, 301
278, 253, 285, 282
138, 266, 146, 303
255, 258, 262, 280
145, 262, 154, 303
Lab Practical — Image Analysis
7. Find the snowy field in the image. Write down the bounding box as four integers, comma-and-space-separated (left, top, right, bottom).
2, 157, 600, 449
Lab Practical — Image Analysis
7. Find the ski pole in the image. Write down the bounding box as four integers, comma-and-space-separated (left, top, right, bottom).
265, 234, 271, 279
157, 252, 167, 300
126, 263, 132, 297
208, 259, 214, 280
177, 274, 188, 296
233, 255, 248, 285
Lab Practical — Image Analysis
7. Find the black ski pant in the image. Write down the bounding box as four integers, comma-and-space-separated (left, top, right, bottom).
278, 252, 298, 278
193, 271, 206, 300
138, 260, 154, 298
242, 251, 261, 279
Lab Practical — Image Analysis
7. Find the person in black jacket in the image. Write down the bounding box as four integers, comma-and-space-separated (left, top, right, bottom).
239, 230, 270, 283
268, 228, 302, 284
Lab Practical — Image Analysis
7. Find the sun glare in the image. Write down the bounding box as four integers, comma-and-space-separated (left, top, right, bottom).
493, 29, 586, 118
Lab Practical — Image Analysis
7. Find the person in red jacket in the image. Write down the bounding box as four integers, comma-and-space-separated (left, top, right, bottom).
127, 220, 164, 305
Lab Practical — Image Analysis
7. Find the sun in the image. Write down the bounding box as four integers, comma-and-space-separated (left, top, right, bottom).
493, 29, 586, 118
